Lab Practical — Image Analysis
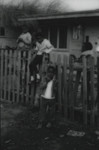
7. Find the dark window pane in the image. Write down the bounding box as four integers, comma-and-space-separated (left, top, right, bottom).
42, 27, 48, 39
59, 27, 67, 48
50, 27, 57, 47
0, 27, 5, 36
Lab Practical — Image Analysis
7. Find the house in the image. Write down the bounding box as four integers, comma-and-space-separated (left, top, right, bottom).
18, 9, 99, 63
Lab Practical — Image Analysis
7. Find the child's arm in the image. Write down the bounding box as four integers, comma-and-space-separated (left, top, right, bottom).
40, 77, 47, 90
53, 76, 58, 93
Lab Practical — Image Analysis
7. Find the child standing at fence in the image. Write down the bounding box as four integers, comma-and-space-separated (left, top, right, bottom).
34, 63, 57, 129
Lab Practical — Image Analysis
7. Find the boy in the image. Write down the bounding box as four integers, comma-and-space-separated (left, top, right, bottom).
29, 33, 54, 82
34, 63, 57, 128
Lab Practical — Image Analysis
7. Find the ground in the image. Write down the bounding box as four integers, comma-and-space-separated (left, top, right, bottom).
1, 100, 99, 150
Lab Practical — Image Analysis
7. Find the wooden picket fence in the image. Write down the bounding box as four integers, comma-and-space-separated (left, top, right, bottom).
55, 54, 99, 130
0, 49, 34, 104
0, 49, 99, 129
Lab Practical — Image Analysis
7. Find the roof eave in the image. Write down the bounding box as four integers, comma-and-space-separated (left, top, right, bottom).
18, 10, 99, 21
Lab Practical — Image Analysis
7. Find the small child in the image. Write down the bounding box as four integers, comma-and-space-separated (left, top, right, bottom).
35, 63, 57, 128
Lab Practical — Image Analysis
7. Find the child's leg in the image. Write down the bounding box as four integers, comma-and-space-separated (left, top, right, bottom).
29, 55, 43, 81
36, 55, 43, 80
38, 97, 47, 127
29, 55, 38, 76
46, 99, 55, 127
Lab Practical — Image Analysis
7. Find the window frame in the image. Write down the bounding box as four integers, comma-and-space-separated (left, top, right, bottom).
49, 25, 67, 50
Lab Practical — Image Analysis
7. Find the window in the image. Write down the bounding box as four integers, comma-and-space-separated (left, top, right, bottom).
59, 27, 67, 48
41, 27, 48, 39
49, 26, 67, 49
41, 25, 67, 49
50, 27, 57, 47
0, 27, 5, 36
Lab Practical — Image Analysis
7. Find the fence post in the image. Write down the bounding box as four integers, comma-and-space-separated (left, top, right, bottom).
82, 56, 88, 127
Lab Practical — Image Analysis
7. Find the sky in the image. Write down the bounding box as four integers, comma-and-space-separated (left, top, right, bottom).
0, 0, 99, 12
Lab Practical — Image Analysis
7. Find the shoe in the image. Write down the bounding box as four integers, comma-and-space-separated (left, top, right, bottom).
36, 74, 40, 80
31, 76, 35, 81
28, 76, 35, 85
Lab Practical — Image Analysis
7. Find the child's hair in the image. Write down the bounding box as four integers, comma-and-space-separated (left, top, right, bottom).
36, 32, 43, 40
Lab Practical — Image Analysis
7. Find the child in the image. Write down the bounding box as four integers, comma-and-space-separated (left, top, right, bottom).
17, 25, 32, 49
29, 33, 54, 82
35, 63, 57, 128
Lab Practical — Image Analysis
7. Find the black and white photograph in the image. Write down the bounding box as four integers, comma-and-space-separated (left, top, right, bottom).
0, 0, 99, 149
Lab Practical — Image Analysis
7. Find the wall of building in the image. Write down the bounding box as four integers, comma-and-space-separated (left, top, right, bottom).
68, 25, 83, 58
84, 25, 99, 51
0, 26, 20, 49
66, 21, 99, 58
40, 19, 99, 62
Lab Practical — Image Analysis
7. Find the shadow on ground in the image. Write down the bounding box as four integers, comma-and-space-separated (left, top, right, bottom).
1, 100, 99, 150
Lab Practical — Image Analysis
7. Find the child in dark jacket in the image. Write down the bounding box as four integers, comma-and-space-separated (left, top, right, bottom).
35, 63, 57, 128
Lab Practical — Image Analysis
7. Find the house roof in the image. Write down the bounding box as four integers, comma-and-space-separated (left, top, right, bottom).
18, 9, 99, 21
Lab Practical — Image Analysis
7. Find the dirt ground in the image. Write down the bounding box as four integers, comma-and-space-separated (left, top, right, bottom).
1, 100, 99, 150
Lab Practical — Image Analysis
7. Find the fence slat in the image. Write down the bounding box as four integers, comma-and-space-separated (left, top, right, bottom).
0, 50, 4, 99
73, 70, 82, 106
30, 54, 35, 105
4, 50, 8, 101
12, 50, 17, 103
57, 55, 62, 112
82, 56, 88, 126
63, 55, 68, 118
16, 51, 21, 103
26, 51, 31, 104
21, 51, 26, 103
8, 50, 12, 101
68, 55, 74, 121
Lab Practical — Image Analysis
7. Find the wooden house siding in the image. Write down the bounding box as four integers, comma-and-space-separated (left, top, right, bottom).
0, 9, 20, 49
0, 26, 20, 49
